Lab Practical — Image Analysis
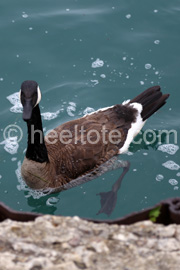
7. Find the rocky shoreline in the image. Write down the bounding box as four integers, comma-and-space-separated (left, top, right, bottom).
0, 215, 180, 270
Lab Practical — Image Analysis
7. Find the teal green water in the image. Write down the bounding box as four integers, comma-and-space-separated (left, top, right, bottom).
0, 0, 180, 220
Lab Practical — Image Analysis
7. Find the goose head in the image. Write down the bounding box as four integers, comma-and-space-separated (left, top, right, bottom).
19, 80, 41, 121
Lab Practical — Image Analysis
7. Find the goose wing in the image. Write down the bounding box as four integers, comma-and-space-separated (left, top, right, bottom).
46, 104, 138, 179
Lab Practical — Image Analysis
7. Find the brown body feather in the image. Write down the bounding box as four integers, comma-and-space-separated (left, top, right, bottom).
21, 85, 169, 190
22, 104, 137, 189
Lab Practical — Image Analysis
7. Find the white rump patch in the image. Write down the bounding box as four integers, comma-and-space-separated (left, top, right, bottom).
82, 101, 145, 154
119, 102, 145, 154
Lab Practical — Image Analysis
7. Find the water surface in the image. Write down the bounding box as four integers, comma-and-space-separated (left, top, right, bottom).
0, 0, 180, 220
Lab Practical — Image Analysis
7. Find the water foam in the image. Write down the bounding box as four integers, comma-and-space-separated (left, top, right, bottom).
83, 107, 95, 115
158, 144, 179, 155
162, 160, 180, 170
6, 92, 22, 113
41, 110, 60, 120
46, 197, 59, 206
168, 179, 178, 186
145, 63, 152, 69
91, 58, 104, 68
156, 174, 164, 181
67, 102, 76, 117
0, 137, 19, 155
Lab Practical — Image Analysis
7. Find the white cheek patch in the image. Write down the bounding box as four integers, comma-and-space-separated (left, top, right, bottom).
34, 86, 41, 107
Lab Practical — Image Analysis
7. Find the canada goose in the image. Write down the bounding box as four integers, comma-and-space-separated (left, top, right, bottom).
20, 80, 169, 190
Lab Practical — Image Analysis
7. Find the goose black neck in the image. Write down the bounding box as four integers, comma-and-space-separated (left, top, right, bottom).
25, 105, 49, 163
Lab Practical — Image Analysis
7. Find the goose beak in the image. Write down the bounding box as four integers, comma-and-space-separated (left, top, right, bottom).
23, 99, 33, 121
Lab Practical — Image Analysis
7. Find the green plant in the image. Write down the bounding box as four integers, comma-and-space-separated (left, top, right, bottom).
149, 206, 161, 222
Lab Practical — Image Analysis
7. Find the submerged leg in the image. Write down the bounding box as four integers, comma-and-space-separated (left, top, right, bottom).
96, 160, 130, 216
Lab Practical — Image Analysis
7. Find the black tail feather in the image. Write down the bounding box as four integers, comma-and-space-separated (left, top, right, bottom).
130, 86, 169, 121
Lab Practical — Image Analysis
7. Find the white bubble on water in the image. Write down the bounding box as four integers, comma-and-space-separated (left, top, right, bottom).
22, 13, 28, 18
91, 79, 99, 86
41, 110, 60, 120
156, 174, 164, 182
162, 160, 180, 170
174, 186, 179, 190
7, 92, 23, 113
154, 40, 160, 45
169, 179, 178, 186
126, 14, 131, 19
29, 27, 33, 31
126, 151, 133, 156
0, 175, 2, 179
100, 74, 106, 78
67, 102, 76, 117
140, 81, 144, 85
176, 172, 180, 177
154, 9, 158, 13
0, 78, 4, 81
122, 57, 127, 61
46, 197, 59, 206
158, 144, 179, 155
145, 63, 152, 69
83, 107, 95, 115
91, 58, 104, 68
0, 137, 19, 155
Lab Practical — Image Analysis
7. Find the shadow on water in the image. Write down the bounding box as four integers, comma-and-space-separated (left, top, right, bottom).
26, 193, 59, 215
96, 161, 130, 216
